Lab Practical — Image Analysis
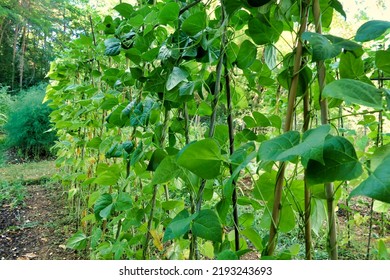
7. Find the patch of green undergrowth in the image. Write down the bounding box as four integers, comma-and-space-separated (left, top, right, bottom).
0, 180, 27, 207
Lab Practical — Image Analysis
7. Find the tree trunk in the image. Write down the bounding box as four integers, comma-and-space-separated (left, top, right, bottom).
19, 24, 27, 90
11, 24, 20, 91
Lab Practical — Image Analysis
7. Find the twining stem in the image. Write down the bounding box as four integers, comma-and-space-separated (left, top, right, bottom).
225, 61, 239, 251
142, 184, 158, 259
368, 70, 384, 259
196, 4, 227, 213
193, 1, 228, 259
266, 0, 310, 256
366, 199, 374, 259
312, 0, 337, 260
143, 106, 171, 259
303, 89, 312, 260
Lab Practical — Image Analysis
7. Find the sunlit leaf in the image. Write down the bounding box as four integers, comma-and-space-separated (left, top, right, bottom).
166, 67, 189, 91
177, 139, 222, 179
66, 232, 88, 250
355, 20, 390, 42
322, 79, 383, 109
182, 11, 207, 36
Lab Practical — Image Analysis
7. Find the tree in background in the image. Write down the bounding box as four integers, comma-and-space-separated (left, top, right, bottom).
0, 0, 96, 92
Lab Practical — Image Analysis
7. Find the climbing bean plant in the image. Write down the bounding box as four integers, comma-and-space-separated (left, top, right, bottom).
45, 0, 390, 260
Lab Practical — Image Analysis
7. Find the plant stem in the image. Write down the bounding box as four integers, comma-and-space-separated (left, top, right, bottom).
196, 3, 227, 213
303, 89, 312, 260
366, 199, 374, 260
312, 0, 338, 260
225, 60, 239, 251
179, 0, 202, 15
266, 0, 309, 256
142, 184, 158, 259
193, 1, 227, 259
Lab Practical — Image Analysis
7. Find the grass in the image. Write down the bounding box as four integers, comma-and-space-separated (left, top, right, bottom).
0, 160, 56, 184
0, 180, 27, 207
0, 159, 57, 206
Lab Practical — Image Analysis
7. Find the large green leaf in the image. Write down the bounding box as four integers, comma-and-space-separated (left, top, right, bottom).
216, 250, 239, 260
236, 40, 257, 69
94, 193, 114, 220
330, 0, 346, 19
94, 163, 122, 186
151, 156, 181, 184
225, 0, 243, 16
339, 52, 364, 79
66, 232, 88, 250
355, 20, 390, 42
376, 50, 390, 74
322, 79, 383, 109
349, 147, 390, 203
147, 149, 167, 171
241, 228, 263, 251
277, 125, 330, 167
246, 17, 282, 45
306, 136, 363, 185
192, 209, 222, 242
253, 170, 277, 201
182, 11, 207, 36
158, 2, 180, 24
323, 34, 361, 51
113, 3, 134, 19
302, 32, 360, 62
302, 32, 341, 62
258, 131, 300, 162
302, 32, 335, 61
177, 139, 222, 179
104, 38, 121, 56
115, 192, 132, 211
163, 210, 195, 242
166, 67, 189, 91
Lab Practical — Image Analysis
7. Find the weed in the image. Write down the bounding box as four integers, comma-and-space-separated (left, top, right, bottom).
0, 180, 27, 207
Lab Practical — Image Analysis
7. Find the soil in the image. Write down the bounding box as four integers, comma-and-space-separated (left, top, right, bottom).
0, 184, 83, 260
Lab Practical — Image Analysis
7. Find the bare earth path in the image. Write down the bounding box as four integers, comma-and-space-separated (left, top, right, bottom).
0, 184, 82, 260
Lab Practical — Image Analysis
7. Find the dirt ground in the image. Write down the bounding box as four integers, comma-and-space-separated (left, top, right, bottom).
0, 184, 83, 260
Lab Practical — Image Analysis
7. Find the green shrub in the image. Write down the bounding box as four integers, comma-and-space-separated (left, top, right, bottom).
0, 85, 14, 132
4, 83, 57, 160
